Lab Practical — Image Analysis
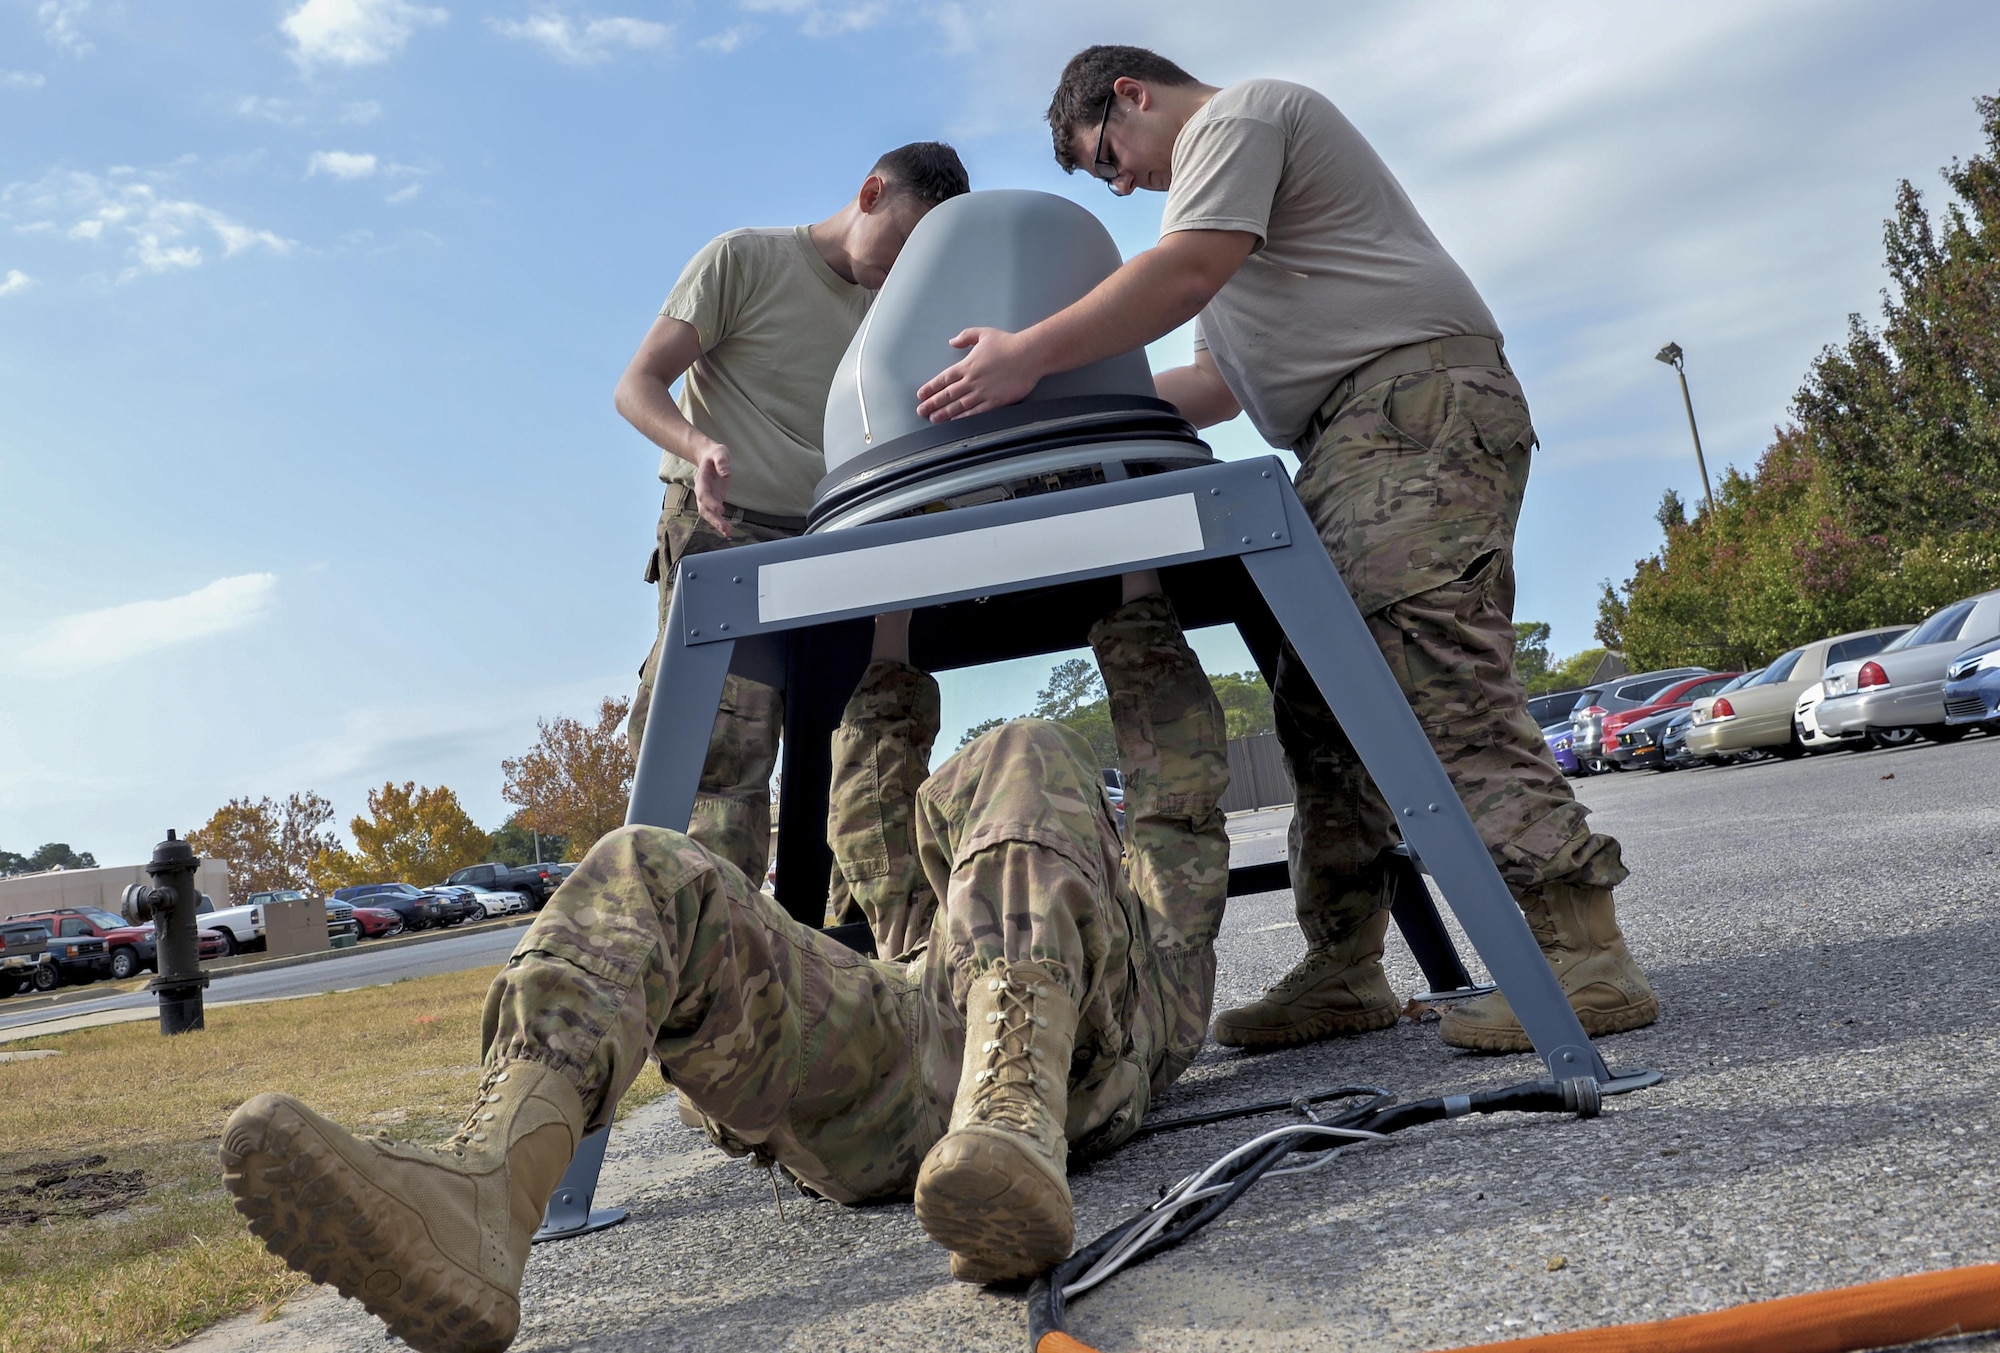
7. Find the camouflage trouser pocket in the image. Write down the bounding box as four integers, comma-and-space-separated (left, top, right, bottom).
1371, 547, 1517, 740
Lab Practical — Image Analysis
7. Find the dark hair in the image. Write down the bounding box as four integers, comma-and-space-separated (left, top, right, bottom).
871, 141, 971, 207
1047, 46, 1198, 172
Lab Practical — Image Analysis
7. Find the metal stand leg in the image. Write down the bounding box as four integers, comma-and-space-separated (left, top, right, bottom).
1388, 849, 1493, 1002
1244, 486, 1611, 1084
531, 1127, 627, 1243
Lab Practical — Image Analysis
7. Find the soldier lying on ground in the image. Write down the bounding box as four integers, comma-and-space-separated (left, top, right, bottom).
219, 573, 1231, 1353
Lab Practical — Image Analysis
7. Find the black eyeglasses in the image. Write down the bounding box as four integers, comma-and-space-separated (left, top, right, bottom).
1090, 94, 1123, 192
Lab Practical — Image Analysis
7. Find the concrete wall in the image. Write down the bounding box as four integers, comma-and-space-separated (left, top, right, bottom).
0, 860, 233, 920
1218, 733, 1293, 814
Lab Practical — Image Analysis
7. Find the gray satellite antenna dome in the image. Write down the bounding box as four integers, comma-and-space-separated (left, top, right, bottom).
810, 189, 1211, 531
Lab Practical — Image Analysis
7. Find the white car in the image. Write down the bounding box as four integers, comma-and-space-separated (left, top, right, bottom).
466, 888, 532, 918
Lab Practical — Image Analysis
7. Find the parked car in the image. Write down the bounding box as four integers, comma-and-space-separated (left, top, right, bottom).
1605, 707, 1683, 771
349, 905, 406, 939
1818, 591, 2000, 746
1795, 627, 1914, 750
1682, 627, 1910, 762
1601, 672, 1743, 763
421, 887, 483, 926
1527, 689, 1586, 731
331, 883, 444, 931
1569, 668, 1711, 772
462, 887, 533, 918
1943, 635, 2000, 727
12, 906, 159, 980
440, 862, 562, 908
0, 921, 56, 996
1660, 669, 1763, 769
1545, 724, 1580, 775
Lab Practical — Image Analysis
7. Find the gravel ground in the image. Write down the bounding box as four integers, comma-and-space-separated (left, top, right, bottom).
185, 733, 2000, 1352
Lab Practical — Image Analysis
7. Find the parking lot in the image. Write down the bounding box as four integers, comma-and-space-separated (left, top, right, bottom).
183, 731, 2000, 1352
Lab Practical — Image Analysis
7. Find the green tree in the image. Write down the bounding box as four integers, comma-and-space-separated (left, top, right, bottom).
956, 716, 1008, 748
1602, 92, 2000, 670
1540, 646, 1611, 695
488, 813, 568, 869
1513, 622, 1553, 691
1210, 670, 1275, 738
311, 782, 491, 890
187, 792, 340, 905
0, 842, 99, 874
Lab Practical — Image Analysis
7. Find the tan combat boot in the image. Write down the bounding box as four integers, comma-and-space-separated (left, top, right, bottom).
1439, 882, 1659, 1053
1212, 907, 1400, 1049
914, 958, 1079, 1283
220, 1060, 584, 1353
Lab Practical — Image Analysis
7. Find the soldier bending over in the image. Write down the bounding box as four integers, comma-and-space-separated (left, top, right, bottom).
220, 575, 1230, 1353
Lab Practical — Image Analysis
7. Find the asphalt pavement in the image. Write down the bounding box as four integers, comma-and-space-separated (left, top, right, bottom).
184, 736, 2000, 1352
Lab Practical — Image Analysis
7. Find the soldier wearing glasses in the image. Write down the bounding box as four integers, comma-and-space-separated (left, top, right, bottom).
916, 45, 1656, 1054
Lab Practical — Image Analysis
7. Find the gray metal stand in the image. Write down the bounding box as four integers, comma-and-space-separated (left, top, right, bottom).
537, 455, 1656, 1240
531, 1121, 627, 1243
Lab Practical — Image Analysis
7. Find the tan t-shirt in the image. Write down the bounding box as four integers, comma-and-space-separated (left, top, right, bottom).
1161, 80, 1501, 450
659, 225, 869, 517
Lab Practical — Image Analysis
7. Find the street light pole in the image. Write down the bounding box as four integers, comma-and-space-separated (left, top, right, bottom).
1655, 342, 1716, 515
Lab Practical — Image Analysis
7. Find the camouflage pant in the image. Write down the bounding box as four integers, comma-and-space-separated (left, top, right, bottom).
1280, 362, 1626, 947
483, 594, 1230, 1203
626, 485, 798, 884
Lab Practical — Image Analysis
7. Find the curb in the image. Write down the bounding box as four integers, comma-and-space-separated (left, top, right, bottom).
0, 915, 536, 1018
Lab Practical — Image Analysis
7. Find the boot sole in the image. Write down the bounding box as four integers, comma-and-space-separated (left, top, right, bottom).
913, 1129, 1073, 1284
1438, 995, 1661, 1054
1213, 1000, 1402, 1050
219, 1094, 519, 1353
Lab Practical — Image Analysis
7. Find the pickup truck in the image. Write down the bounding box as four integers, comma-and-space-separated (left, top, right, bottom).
15, 906, 162, 981
199, 893, 361, 955
0, 921, 56, 996
441, 862, 563, 907
0, 918, 109, 992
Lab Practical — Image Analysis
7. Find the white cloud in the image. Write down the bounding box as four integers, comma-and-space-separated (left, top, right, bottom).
739, 0, 887, 38
2, 167, 293, 282
491, 10, 673, 63
385, 182, 422, 204
37, 0, 91, 56
236, 94, 300, 123
7, 575, 280, 678
341, 99, 383, 123
697, 24, 756, 53
3, 70, 48, 90
0, 269, 32, 296
282, 0, 448, 71
308, 149, 379, 179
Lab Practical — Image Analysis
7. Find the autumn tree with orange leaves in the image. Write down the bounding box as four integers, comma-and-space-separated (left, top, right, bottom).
188, 792, 342, 905
501, 697, 634, 860
309, 781, 491, 890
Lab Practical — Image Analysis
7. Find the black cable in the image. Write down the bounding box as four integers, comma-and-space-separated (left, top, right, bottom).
1027, 1076, 1602, 1352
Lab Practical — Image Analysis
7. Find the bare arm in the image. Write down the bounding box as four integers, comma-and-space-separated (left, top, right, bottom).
1153, 346, 1240, 429
914, 229, 1258, 422
613, 316, 733, 535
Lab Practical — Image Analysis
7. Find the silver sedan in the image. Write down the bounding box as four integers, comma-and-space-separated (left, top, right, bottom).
1818, 588, 2000, 743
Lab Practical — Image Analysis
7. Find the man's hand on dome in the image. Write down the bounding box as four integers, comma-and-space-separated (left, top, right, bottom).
916, 327, 1043, 421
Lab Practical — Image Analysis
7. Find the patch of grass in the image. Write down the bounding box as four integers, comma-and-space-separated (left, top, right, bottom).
0, 965, 670, 1352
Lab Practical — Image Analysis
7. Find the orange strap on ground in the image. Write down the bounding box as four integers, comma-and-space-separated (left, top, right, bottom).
1037, 1333, 1103, 1353
1440, 1263, 2000, 1353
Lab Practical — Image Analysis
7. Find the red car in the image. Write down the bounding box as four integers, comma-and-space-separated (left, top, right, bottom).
1602, 672, 1743, 761
350, 905, 406, 939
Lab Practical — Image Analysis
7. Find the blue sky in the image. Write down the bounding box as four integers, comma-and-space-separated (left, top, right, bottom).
4, 0, 1999, 866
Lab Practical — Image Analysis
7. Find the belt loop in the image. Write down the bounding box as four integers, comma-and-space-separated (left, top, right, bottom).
1428, 339, 1447, 372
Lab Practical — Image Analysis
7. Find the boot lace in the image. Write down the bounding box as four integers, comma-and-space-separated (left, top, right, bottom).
438, 1065, 513, 1157
969, 974, 1054, 1133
